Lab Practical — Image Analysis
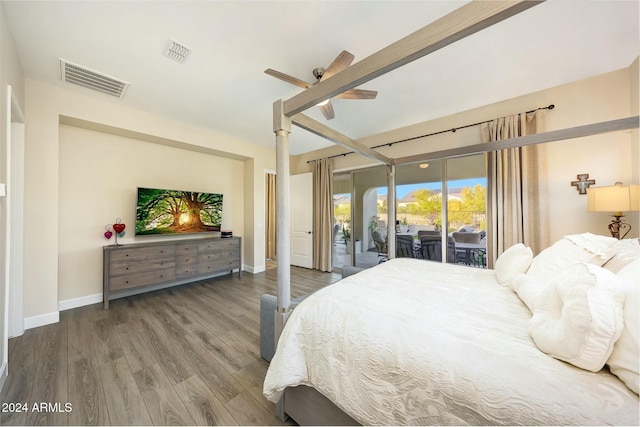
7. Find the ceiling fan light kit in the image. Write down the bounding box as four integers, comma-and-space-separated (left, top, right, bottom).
265, 50, 377, 120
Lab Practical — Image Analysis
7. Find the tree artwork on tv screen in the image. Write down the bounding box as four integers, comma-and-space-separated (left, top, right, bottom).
136, 188, 222, 235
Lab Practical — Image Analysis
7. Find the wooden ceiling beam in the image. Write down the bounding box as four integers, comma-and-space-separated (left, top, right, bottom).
393, 116, 640, 165
283, 0, 544, 118
292, 114, 392, 165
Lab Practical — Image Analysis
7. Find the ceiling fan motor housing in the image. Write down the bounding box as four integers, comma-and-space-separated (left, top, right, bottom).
313, 67, 325, 80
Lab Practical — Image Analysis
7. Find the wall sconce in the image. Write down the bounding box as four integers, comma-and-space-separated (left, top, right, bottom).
587, 182, 639, 239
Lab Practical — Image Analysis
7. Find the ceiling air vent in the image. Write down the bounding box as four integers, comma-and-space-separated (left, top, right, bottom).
164, 40, 192, 64
59, 59, 129, 99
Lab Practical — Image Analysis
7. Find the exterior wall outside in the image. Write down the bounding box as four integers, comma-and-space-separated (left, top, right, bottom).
24, 79, 275, 324
292, 63, 640, 243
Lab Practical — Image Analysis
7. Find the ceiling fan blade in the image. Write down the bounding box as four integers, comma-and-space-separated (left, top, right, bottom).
336, 89, 378, 100
264, 68, 312, 89
319, 100, 335, 120
321, 50, 355, 81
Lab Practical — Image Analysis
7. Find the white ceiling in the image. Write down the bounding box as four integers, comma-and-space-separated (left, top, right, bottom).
2, 0, 639, 155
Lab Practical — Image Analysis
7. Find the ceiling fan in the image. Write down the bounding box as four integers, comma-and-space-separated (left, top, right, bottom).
264, 50, 377, 120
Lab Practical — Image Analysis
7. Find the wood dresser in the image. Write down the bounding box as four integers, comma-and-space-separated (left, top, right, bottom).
103, 236, 241, 308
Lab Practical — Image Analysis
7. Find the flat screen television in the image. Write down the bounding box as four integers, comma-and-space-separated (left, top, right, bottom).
135, 187, 223, 236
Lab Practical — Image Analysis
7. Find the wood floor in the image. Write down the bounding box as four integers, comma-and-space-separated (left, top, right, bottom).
0, 264, 340, 426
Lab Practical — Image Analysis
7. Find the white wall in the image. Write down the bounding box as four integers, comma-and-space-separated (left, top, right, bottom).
23, 79, 275, 327
58, 125, 245, 302
546, 135, 636, 238
294, 63, 639, 243
0, 0, 25, 389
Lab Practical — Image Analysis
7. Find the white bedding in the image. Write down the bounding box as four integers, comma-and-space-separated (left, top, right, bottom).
263, 258, 639, 425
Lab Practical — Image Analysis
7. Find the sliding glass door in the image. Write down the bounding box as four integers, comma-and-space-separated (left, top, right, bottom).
333, 153, 486, 270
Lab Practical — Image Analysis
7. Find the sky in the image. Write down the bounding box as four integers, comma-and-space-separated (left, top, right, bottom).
377, 178, 486, 199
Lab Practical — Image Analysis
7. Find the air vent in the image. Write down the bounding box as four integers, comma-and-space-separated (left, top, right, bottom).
165, 40, 192, 64
59, 59, 129, 99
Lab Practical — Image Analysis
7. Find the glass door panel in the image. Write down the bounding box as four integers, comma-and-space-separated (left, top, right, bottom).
332, 172, 352, 270
445, 154, 487, 267
395, 162, 443, 261
352, 166, 388, 268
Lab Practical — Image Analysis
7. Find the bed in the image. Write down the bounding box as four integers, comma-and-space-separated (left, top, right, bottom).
263, 235, 639, 425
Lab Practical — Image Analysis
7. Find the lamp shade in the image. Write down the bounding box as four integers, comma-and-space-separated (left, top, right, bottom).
587, 183, 639, 213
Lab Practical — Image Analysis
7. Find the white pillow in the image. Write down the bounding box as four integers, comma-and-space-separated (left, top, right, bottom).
606, 258, 640, 394
564, 232, 619, 260
511, 273, 542, 313
603, 238, 640, 274
527, 234, 616, 284
530, 263, 625, 372
495, 243, 533, 286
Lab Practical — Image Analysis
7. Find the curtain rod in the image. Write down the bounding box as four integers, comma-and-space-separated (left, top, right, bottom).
307, 104, 555, 163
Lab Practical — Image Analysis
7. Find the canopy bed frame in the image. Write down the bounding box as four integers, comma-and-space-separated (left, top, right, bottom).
269, 0, 639, 424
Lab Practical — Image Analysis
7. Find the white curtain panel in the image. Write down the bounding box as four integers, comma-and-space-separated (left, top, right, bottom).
312, 158, 334, 272
482, 111, 550, 267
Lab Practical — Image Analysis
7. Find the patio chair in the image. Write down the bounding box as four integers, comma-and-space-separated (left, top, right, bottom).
396, 234, 417, 258
417, 230, 440, 238
451, 231, 482, 264
419, 235, 456, 263
372, 229, 388, 261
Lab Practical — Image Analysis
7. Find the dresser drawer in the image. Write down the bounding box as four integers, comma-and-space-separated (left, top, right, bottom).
109, 257, 175, 276
109, 245, 176, 262
198, 239, 239, 254
197, 262, 231, 275
176, 243, 198, 256
176, 265, 199, 279
109, 268, 176, 291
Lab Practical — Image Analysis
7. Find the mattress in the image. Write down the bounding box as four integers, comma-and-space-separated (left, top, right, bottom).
263, 258, 639, 425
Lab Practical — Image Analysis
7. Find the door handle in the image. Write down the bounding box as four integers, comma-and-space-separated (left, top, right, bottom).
307, 231, 312, 234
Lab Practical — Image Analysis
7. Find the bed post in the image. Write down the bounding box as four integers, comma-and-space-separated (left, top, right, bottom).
440, 159, 448, 261
273, 99, 292, 422
387, 164, 396, 258
273, 99, 292, 329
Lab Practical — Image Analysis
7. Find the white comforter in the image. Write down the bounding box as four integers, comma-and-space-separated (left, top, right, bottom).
263, 258, 639, 425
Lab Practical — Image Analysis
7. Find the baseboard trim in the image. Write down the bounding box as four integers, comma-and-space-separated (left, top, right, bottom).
24, 311, 59, 330
244, 264, 264, 274
56, 267, 260, 314
59, 293, 103, 312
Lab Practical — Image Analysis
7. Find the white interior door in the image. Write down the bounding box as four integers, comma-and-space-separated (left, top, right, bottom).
290, 173, 313, 268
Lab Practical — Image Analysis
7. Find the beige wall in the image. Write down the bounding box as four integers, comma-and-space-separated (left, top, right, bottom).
0, 1, 25, 383
294, 63, 639, 243
630, 58, 639, 187
58, 125, 245, 301
24, 79, 275, 323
